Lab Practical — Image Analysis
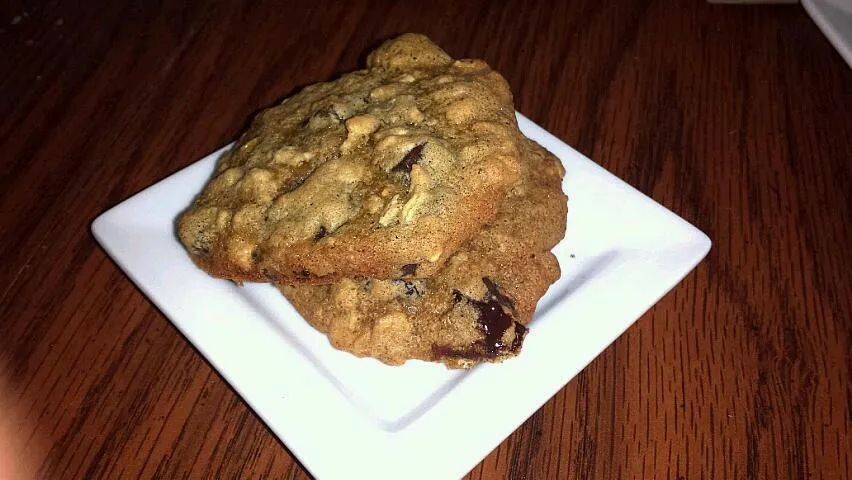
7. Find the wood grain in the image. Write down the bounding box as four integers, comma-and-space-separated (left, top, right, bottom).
1, 0, 849, 478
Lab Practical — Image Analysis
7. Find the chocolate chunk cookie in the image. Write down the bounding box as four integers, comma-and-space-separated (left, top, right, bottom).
279, 138, 568, 368
178, 34, 523, 284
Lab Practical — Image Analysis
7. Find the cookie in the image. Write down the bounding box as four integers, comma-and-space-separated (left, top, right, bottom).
178, 34, 524, 284
279, 138, 568, 368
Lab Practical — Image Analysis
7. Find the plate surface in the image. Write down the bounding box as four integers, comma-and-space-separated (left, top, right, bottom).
803, 0, 852, 69
92, 114, 711, 480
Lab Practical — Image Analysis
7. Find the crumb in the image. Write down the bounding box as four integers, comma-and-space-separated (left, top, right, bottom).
54, 17, 63, 26
11, 15, 21, 25
569, 253, 575, 258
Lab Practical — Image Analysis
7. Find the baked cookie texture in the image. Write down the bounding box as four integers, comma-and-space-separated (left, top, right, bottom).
178, 33, 524, 284
279, 138, 567, 368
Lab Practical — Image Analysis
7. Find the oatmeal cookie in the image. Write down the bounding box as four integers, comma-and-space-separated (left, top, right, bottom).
178, 34, 524, 283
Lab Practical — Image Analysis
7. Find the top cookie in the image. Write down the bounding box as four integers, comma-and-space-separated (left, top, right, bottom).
178, 34, 523, 284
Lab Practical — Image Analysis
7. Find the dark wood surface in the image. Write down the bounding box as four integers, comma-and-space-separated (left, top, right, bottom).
1, 0, 850, 478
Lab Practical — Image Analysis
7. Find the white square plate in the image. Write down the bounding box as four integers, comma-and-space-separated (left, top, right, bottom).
92, 114, 710, 480
803, 0, 852, 69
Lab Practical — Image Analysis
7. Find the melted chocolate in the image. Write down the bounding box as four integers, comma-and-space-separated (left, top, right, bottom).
391, 143, 425, 174
468, 296, 514, 355
451, 279, 519, 356
510, 323, 528, 352
432, 318, 527, 361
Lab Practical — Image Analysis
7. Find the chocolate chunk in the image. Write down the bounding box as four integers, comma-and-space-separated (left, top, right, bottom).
314, 226, 327, 240
295, 270, 311, 280
510, 322, 528, 352
391, 143, 425, 174
401, 263, 418, 277
472, 297, 513, 356
451, 288, 516, 357
482, 277, 515, 312
431, 321, 526, 362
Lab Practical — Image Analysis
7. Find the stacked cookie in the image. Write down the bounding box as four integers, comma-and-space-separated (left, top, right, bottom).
178, 34, 567, 368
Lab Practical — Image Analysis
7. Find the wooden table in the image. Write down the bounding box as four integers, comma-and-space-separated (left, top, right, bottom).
1, 1, 849, 478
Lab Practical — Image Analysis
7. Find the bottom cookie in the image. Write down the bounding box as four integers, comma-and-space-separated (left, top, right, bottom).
279, 137, 568, 368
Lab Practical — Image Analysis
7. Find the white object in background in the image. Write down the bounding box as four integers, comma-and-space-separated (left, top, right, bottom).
92, 114, 711, 480
804, 0, 852, 68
